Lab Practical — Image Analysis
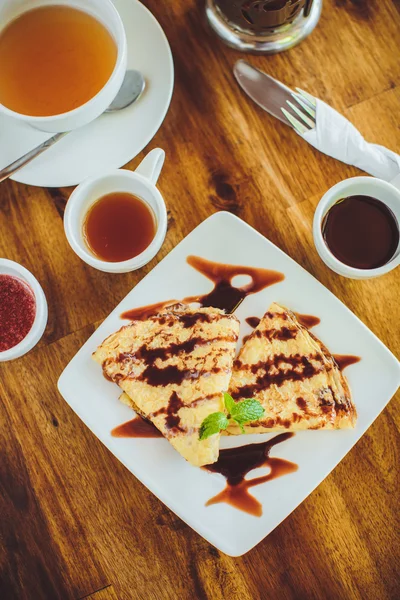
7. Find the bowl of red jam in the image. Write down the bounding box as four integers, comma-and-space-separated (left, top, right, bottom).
0, 259, 47, 361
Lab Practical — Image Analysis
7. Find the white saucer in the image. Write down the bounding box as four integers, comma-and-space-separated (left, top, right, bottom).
0, 0, 174, 188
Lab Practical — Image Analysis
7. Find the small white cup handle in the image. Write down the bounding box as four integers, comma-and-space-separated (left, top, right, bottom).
390, 173, 400, 191
135, 148, 165, 185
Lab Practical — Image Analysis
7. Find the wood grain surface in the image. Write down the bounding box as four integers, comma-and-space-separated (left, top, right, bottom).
1, 1, 399, 598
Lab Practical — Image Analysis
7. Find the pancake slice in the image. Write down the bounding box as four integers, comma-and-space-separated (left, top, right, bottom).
228, 303, 356, 433
93, 304, 240, 466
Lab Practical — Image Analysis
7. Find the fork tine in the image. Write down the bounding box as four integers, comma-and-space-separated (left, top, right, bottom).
286, 100, 315, 130
290, 92, 316, 120
281, 107, 308, 135
295, 87, 317, 107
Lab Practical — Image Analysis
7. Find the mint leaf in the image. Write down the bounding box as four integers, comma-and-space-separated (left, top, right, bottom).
224, 392, 236, 414
199, 412, 229, 440
231, 398, 265, 425
199, 395, 264, 440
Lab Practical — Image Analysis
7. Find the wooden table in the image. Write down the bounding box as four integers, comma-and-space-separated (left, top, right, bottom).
1, 1, 399, 598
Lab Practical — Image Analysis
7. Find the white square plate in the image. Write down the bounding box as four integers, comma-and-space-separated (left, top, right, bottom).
58, 212, 400, 556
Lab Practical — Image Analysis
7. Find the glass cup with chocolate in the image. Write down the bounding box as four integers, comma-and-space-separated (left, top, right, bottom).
205, 0, 323, 54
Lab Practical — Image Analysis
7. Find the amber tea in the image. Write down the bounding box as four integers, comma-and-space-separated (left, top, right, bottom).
0, 5, 117, 116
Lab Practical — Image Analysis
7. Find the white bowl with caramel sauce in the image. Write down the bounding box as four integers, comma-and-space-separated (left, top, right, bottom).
314, 177, 400, 279
0, 0, 127, 132
64, 148, 167, 273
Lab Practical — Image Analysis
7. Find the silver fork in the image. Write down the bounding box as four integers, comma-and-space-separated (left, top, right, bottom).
281, 88, 316, 134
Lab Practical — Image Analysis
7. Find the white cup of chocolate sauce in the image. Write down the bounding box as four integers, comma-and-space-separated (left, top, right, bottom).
64, 148, 167, 273
313, 176, 400, 279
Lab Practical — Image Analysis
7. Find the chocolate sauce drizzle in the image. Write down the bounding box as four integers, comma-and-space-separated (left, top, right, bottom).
110, 389, 205, 439
140, 364, 208, 387
121, 300, 178, 321
333, 354, 361, 371
119, 334, 236, 366
111, 416, 162, 438
184, 256, 285, 313
243, 316, 261, 344
121, 256, 284, 320
254, 327, 297, 342
243, 312, 320, 345
295, 313, 321, 329
232, 353, 322, 399
151, 391, 185, 433
245, 316, 261, 329
204, 432, 298, 516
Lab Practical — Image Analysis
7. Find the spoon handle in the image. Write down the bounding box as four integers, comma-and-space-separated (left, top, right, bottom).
0, 132, 68, 183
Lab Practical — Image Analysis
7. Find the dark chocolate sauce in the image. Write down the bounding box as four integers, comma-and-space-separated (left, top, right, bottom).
120, 334, 237, 365
333, 354, 361, 371
259, 327, 297, 341
232, 353, 322, 399
111, 416, 162, 438
243, 313, 320, 345
121, 301, 178, 321
179, 312, 212, 328
165, 392, 184, 431
204, 433, 297, 516
124, 337, 205, 363
184, 255, 284, 313
322, 195, 399, 269
243, 316, 261, 343
140, 364, 205, 387
245, 316, 261, 329
152, 391, 185, 433
296, 397, 307, 410
295, 313, 321, 329
120, 256, 284, 320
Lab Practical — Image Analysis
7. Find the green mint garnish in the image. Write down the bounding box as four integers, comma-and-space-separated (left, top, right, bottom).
199, 412, 229, 441
199, 392, 264, 440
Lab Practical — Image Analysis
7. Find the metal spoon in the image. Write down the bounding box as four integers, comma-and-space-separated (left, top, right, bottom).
0, 69, 145, 183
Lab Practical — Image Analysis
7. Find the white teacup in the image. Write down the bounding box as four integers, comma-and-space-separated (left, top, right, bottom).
0, 0, 127, 132
313, 176, 400, 279
64, 148, 168, 273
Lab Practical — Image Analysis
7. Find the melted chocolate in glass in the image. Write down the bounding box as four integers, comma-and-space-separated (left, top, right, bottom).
215, 0, 312, 32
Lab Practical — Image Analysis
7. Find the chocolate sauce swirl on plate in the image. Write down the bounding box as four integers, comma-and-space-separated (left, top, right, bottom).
121, 256, 284, 320
204, 432, 298, 516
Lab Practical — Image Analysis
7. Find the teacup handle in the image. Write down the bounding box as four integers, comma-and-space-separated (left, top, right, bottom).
135, 148, 165, 185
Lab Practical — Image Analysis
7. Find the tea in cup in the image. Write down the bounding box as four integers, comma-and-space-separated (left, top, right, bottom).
0, 0, 127, 132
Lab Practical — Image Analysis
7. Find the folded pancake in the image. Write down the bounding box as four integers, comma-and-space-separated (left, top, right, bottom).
228, 303, 356, 433
93, 304, 239, 466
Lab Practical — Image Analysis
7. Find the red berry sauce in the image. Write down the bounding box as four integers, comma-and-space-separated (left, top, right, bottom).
0, 274, 36, 352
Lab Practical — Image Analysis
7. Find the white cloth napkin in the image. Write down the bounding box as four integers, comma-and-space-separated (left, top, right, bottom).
301, 99, 400, 183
